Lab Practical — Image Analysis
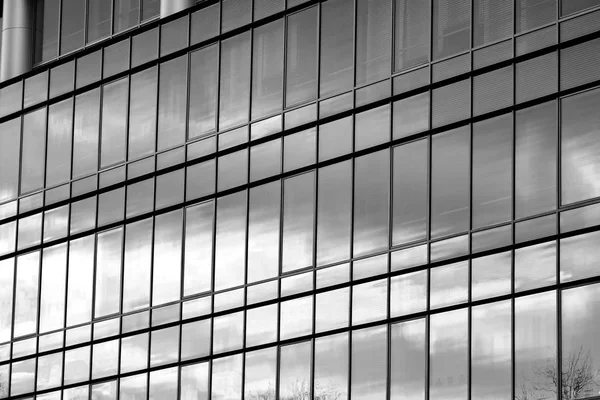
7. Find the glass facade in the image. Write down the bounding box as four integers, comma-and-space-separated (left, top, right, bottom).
1, 0, 600, 399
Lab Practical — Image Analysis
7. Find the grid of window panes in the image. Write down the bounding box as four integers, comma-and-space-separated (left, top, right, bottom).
1, 0, 600, 399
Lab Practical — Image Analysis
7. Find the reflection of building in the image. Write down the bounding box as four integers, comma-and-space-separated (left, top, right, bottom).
1, 0, 600, 399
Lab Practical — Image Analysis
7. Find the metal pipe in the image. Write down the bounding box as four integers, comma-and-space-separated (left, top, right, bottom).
0, 0, 34, 81
160, 0, 195, 18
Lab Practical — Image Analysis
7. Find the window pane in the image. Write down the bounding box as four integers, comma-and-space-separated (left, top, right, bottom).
471, 251, 512, 301
92, 339, 119, 379
182, 320, 211, 361
150, 326, 179, 366
212, 355, 242, 400
316, 288, 349, 332
181, 362, 209, 400
11, 358, 35, 395
472, 301, 512, 400
64, 347, 90, 385
101, 78, 129, 168
252, 20, 284, 119
515, 291, 557, 400
562, 0, 600, 15
114, 0, 140, 33
0, 259, 14, 342
353, 279, 388, 325
213, 312, 244, 354
245, 348, 277, 400
280, 296, 313, 340
356, 105, 390, 151
352, 326, 387, 400
432, 0, 471, 60
393, 139, 428, 245
39, 244, 67, 333
431, 126, 470, 238
561, 88, 600, 204
219, 32, 251, 130
391, 319, 426, 400
516, 0, 556, 33
184, 202, 214, 296
67, 236, 94, 326
189, 45, 218, 138
35, 0, 60, 62
14, 252, 39, 338
0, 118, 20, 202
474, 0, 513, 47
153, 210, 183, 305
280, 342, 312, 400
562, 283, 600, 398
88, 0, 112, 43
356, 0, 392, 85
246, 304, 278, 347
560, 230, 600, 282
149, 367, 178, 400
158, 55, 187, 150
215, 192, 247, 290
121, 333, 148, 373
61, 0, 85, 54
95, 228, 123, 318
21, 108, 46, 194
142, 0, 160, 21
283, 172, 315, 272
315, 333, 349, 400
515, 102, 557, 218
129, 67, 157, 159
248, 182, 280, 282
320, 0, 354, 96
354, 150, 390, 257
121, 373, 148, 400
317, 161, 352, 266
73, 89, 100, 178
393, 93, 430, 139
515, 241, 556, 292
430, 309, 468, 400
473, 115, 512, 228
286, 7, 318, 107
391, 270, 427, 317
124, 218, 152, 312
395, 0, 429, 72
430, 261, 468, 309
46, 99, 73, 186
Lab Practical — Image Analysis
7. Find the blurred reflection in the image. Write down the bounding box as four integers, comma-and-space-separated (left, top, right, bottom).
101, 78, 128, 168
189, 45, 218, 138
252, 20, 284, 120
212, 354, 243, 400
245, 348, 277, 400
431, 126, 470, 238
184, 202, 213, 295
562, 283, 600, 399
246, 304, 278, 347
21, 108, 46, 194
152, 211, 183, 305
472, 301, 511, 400
150, 326, 179, 366
67, 236, 94, 326
129, 67, 157, 159
471, 251, 512, 301
561, 87, 600, 205
391, 270, 427, 317
315, 333, 349, 400
280, 341, 312, 400
515, 241, 556, 292
73, 89, 100, 178
515, 102, 557, 218
37, 352, 63, 391
63, 385, 89, 400
95, 228, 123, 318
391, 319, 426, 400
352, 279, 388, 325
92, 339, 119, 379
280, 296, 313, 340
0, 118, 20, 203
120, 333, 148, 373
14, 251, 39, 338
248, 182, 280, 282
560, 230, 600, 282
64, 346, 90, 385
181, 362, 209, 400
316, 288, 350, 333
92, 380, 117, 400
430, 309, 468, 400
124, 219, 152, 312
216, 192, 247, 290
356, 105, 390, 150
354, 150, 390, 257
120, 373, 148, 400
0, 258, 14, 342
430, 261, 468, 309
158, 55, 187, 150
39, 244, 66, 333
515, 291, 557, 400
318, 161, 352, 266
286, 7, 318, 107
472, 115, 512, 228
213, 312, 244, 354
219, 33, 251, 130
352, 326, 387, 400
393, 139, 428, 245
11, 358, 35, 396
283, 172, 315, 272
46, 98, 73, 186
149, 367, 178, 400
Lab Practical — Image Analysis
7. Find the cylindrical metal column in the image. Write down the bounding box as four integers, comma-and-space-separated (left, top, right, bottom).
160, 0, 195, 18
1, 0, 34, 82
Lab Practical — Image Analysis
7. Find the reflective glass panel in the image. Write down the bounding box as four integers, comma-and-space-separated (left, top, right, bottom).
283, 172, 315, 272
95, 228, 123, 318
286, 7, 318, 107
124, 218, 152, 312
352, 326, 387, 400
280, 341, 312, 400
129, 66, 157, 159
158, 55, 187, 151
248, 182, 280, 282
101, 78, 128, 168
184, 202, 214, 296
391, 319, 426, 400
245, 348, 277, 400
215, 192, 247, 290
153, 210, 183, 305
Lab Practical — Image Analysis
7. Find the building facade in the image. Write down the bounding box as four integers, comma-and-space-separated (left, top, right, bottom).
1, 0, 600, 399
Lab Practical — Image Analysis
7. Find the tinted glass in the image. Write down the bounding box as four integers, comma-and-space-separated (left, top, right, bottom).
320, 0, 354, 96
189, 45, 218, 138
248, 182, 280, 282
88, 0, 112, 43
0, 118, 21, 202
252, 20, 284, 119
101, 78, 129, 168
46, 98, 73, 186
158, 56, 187, 151
356, 0, 392, 85
61, 0, 85, 54
395, 0, 429, 71
283, 172, 315, 272
352, 326, 387, 400
21, 108, 46, 194
286, 7, 318, 107
215, 192, 247, 290
73, 89, 100, 178
391, 319, 426, 400
433, 0, 471, 59
220, 33, 251, 130
129, 67, 157, 159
